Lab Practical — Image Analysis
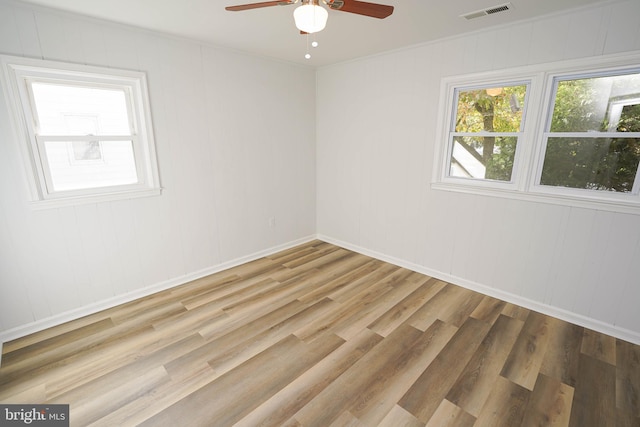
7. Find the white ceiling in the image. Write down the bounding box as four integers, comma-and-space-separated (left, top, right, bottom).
18, 0, 606, 67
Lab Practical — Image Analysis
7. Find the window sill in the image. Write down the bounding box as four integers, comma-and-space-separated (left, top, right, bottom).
29, 187, 162, 210
431, 182, 640, 215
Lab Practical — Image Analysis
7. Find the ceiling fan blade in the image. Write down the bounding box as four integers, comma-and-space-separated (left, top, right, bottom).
326, 0, 393, 19
225, 1, 295, 12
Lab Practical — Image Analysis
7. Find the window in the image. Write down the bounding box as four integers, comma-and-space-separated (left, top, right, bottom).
448, 83, 529, 184
0, 55, 160, 207
536, 71, 640, 196
433, 52, 640, 213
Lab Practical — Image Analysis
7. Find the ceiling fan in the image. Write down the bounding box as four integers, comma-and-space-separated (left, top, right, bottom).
225, 0, 394, 34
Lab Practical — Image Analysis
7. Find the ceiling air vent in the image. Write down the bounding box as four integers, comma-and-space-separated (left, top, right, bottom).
461, 2, 512, 20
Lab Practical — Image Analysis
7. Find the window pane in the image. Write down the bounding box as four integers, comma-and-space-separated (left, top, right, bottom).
31, 82, 131, 136
43, 140, 138, 191
550, 72, 640, 132
540, 137, 640, 192
450, 136, 517, 181
454, 85, 527, 133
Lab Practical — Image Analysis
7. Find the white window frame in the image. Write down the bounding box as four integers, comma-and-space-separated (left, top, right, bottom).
0, 55, 161, 208
530, 66, 640, 204
437, 77, 536, 192
432, 51, 640, 214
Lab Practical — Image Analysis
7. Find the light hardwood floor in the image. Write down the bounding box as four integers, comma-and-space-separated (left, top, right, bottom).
1, 240, 639, 426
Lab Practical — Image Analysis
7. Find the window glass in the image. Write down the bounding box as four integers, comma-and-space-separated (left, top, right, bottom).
540, 137, 640, 192
72, 140, 102, 162
542, 71, 640, 193
31, 82, 131, 136
454, 86, 525, 133
617, 103, 640, 132
44, 140, 138, 192
30, 81, 141, 193
449, 84, 527, 182
450, 136, 518, 181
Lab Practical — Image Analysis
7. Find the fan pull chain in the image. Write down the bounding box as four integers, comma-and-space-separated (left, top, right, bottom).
304, 33, 319, 60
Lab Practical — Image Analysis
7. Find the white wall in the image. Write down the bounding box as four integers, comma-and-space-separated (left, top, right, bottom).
0, 0, 316, 339
317, 0, 640, 344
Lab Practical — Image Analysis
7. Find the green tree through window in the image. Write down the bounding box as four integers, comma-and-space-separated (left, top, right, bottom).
541, 73, 640, 192
451, 84, 527, 181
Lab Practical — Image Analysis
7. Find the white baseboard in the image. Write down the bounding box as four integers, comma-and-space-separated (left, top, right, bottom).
0, 235, 317, 346
317, 234, 640, 346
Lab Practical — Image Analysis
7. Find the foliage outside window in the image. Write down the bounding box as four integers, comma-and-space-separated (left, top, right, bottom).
449, 84, 528, 182
433, 53, 640, 212
539, 72, 640, 194
0, 55, 161, 207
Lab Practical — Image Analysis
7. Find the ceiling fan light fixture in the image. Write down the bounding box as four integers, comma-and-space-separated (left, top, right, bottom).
294, 3, 328, 33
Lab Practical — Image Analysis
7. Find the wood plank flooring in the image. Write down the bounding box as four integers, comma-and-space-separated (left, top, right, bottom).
1, 240, 639, 426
